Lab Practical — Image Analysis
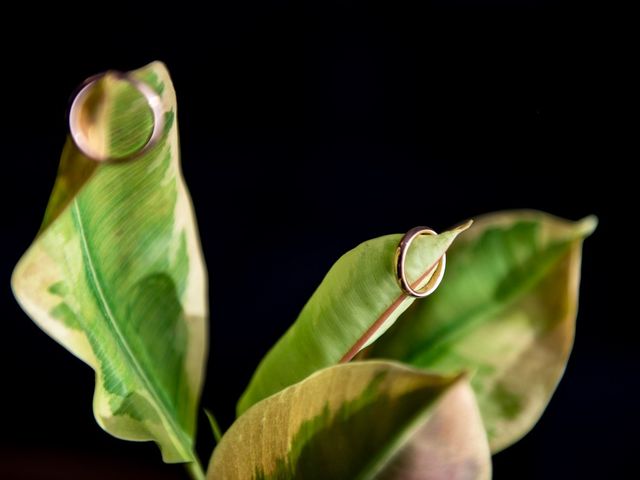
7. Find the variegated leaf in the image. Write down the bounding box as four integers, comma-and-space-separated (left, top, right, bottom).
11, 62, 207, 464
210, 361, 490, 480
366, 211, 596, 452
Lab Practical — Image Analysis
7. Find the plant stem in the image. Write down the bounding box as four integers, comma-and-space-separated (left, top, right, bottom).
185, 458, 206, 480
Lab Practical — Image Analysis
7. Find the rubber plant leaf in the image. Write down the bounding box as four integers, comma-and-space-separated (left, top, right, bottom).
366, 210, 596, 452
237, 222, 471, 415
209, 361, 490, 480
11, 62, 208, 463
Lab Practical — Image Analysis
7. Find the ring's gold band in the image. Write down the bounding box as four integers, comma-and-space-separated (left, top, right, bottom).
68, 71, 164, 163
395, 227, 446, 298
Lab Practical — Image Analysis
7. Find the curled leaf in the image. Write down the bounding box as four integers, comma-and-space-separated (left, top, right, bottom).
11, 62, 208, 463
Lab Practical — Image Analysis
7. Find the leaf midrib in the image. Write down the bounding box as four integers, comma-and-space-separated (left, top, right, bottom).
72, 200, 192, 459
339, 258, 442, 363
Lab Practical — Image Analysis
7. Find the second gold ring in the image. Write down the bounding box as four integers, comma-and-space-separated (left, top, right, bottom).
395, 227, 446, 298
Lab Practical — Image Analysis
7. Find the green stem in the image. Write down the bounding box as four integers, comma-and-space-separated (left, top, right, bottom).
185, 458, 206, 480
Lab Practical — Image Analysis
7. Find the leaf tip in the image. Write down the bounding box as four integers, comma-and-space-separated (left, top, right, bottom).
453, 218, 474, 234
577, 215, 598, 238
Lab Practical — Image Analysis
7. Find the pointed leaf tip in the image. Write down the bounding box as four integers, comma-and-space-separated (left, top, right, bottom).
453, 218, 474, 233
577, 215, 598, 237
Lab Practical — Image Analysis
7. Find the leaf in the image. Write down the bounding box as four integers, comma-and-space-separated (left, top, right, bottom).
11, 62, 208, 463
366, 210, 596, 452
205, 409, 223, 443
208, 361, 491, 480
237, 222, 471, 415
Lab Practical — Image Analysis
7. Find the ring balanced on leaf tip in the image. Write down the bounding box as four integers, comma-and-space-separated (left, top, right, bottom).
68, 71, 164, 163
395, 227, 446, 298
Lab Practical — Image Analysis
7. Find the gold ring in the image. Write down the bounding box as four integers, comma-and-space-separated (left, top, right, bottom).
68, 71, 164, 162
395, 227, 446, 298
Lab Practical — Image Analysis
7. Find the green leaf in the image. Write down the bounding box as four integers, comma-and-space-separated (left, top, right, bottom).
366, 210, 596, 452
237, 223, 471, 415
209, 361, 490, 480
205, 409, 223, 443
11, 62, 208, 463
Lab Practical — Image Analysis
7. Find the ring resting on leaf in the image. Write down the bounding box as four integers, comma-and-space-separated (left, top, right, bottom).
395, 227, 446, 298
68, 71, 165, 163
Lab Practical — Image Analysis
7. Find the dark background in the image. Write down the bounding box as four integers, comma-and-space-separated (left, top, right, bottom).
0, 1, 631, 479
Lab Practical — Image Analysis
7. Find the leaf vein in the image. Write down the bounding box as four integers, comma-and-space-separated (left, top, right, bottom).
72, 200, 192, 460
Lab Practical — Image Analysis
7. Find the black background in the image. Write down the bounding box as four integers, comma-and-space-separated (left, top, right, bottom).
0, 1, 632, 479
